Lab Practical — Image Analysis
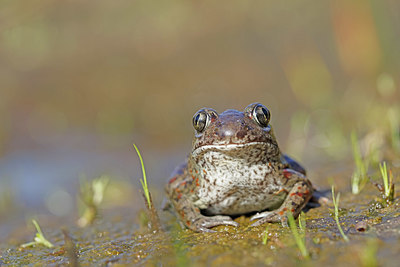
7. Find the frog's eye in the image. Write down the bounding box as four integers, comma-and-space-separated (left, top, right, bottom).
252, 104, 270, 127
192, 110, 209, 133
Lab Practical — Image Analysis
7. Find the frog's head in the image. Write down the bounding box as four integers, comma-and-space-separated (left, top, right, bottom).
190, 103, 281, 161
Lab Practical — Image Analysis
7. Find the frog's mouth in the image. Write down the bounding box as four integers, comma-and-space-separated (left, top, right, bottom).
191, 141, 279, 159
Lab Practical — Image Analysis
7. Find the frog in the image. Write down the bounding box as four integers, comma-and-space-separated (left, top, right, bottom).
165, 103, 314, 232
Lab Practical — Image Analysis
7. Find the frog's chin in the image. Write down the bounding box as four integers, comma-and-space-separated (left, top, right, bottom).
191, 142, 276, 158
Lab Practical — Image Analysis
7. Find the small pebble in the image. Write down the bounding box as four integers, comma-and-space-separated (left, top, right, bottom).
355, 221, 368, 232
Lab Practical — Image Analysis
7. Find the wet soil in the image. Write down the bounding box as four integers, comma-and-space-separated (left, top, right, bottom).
1, 168, 400, 266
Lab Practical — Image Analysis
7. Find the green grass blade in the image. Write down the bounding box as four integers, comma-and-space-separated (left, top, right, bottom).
287, 212, 309, 259
351, 131, 368, 194
32, 219, 54, 248
298, 211, 306, 232
262, 225, 269, 245
379, 162, 389, 197
20, 220, 54, 248
133, 144, 151, 209
331, 186, 349, 242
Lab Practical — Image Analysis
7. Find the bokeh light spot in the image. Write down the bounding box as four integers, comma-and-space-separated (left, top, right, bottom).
45, 188, 73, 217
377, 73, 396, 97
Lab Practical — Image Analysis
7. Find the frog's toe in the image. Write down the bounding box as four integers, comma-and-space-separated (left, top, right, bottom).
193, 215, 239, 232
250, 211, 281, 226
250, 211, 274, 221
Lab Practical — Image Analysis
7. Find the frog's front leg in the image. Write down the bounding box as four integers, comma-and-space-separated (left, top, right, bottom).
174, 197, 239, 232
166, 172, 238, 232
250, 169, 313, 227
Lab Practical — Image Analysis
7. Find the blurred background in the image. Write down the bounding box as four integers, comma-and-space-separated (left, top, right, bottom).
0, 0, 399, 239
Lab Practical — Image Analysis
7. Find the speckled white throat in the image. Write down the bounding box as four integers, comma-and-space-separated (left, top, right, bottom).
191, 143, 286, 215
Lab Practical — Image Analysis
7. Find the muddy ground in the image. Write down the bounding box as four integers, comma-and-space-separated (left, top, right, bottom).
1, 163, 400, 266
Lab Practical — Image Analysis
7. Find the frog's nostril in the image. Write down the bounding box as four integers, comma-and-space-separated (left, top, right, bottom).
236, 130, 246, 139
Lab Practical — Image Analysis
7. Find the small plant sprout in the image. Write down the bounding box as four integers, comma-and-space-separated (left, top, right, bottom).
20, 220, 54, 248
287, 211, 309, 259
331, 186, 349, 242
262, 225, 269, 245
133, 144, 151, 209
379, 162, 395, 202
132, 144, 160, 230
298, 211, 306, 232
77, 175, 110, 227
351, 131, 369, 194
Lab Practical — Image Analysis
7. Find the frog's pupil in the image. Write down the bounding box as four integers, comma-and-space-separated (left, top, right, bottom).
255, 106, 270, 127
195, 112, 207, 132
256, 112, 265, 125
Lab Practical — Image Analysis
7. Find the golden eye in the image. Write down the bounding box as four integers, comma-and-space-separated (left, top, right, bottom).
192, 110, 209, 133
252, 104, 270, 127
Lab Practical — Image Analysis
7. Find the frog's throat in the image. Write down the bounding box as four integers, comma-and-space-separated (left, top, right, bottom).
191, 142, 276, 158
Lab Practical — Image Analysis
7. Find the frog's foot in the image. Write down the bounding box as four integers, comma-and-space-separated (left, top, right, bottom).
192, 215, 239, 233
251, 179, 314, 227
311, 189, 331, 205
250, 211, 286, 227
